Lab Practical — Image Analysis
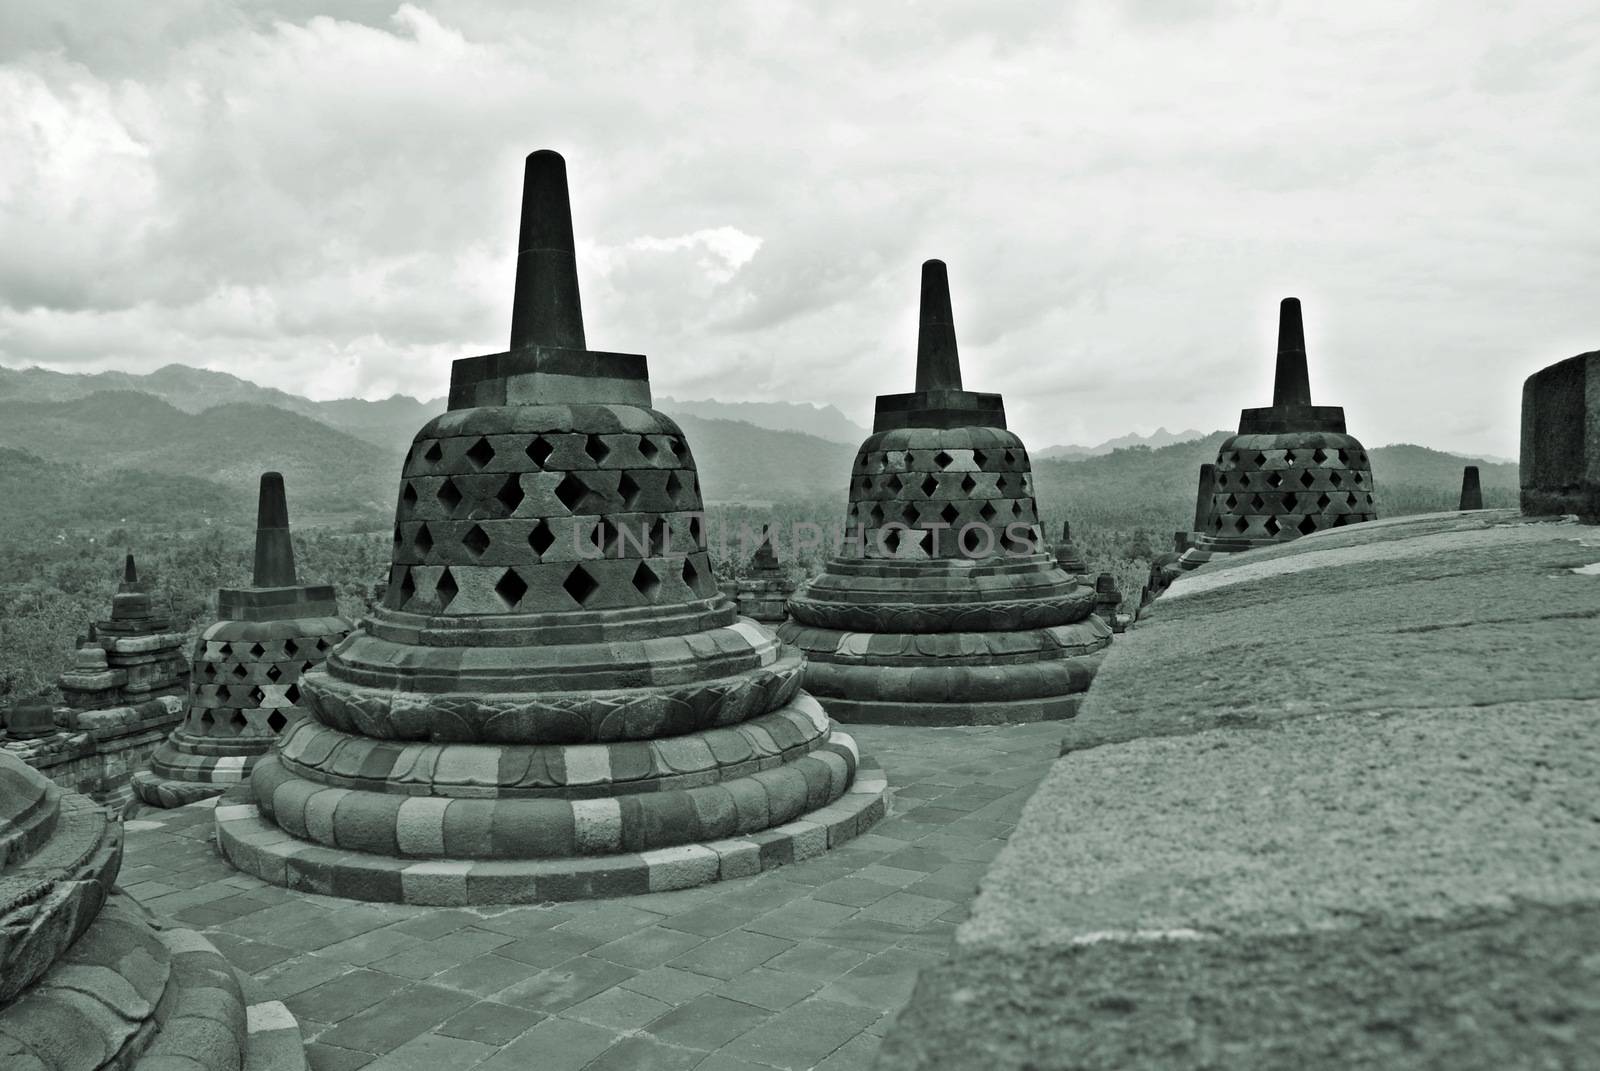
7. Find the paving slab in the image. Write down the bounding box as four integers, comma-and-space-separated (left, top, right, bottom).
122, 720, 1056, 1068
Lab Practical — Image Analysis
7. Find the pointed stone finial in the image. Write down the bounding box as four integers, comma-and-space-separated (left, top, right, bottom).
1193, 463, 1217, 533
1271, 297, 1312, 408
1459, 465, 1483, 510
253, 472, 298, 588
123, 553, 138, 584
914, 260, 962, 392
752, 524, 780, 570
508, 149, 586, 352
1060, 521, 1072, 543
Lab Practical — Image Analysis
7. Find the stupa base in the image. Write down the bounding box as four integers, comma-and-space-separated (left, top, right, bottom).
130, 736, 263, 809
214, 760, 888, 905
803, 692, 1089, 727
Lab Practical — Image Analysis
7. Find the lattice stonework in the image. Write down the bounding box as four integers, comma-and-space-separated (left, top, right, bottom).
184, 621, 350, 740
384, 416, 718, 615
847, 428, 1042, 559
1207, 435, 1376, 541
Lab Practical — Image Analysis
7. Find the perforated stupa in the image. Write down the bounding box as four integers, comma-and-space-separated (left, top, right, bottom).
216, 150, 884, 904
778, 260, 1112, 725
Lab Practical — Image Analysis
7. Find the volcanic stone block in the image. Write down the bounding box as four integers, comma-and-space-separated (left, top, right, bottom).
1521, 350, 1600, 522
132, 474, 351, 808
779, 260, 1112, 725
217, 149, 883, 904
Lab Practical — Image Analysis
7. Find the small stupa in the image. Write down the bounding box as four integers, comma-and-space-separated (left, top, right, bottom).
1191, 297, 1376, 551
725, 525, 796, 624
56, 554, 188, 713
215, 150, 884, 904
132, 473, 350, 808
778, 260, 1112, 725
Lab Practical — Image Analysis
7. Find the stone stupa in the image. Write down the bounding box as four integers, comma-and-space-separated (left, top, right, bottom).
0, 751, 306, 1067
216, 149, 885, 904
777, 260, 1112, 725
1190, 297, 1376, 552
132, 473, 350, 808
57, 554, 188, 715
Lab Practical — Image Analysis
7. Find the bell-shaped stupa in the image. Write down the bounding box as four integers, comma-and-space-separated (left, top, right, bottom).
778, 261, 1112, 725
1192, 298, 1376, 551
216, 150, 884, 904
133, 472, 351, 808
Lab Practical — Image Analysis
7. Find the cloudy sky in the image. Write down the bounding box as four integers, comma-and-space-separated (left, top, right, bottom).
2, 1, 1596, 456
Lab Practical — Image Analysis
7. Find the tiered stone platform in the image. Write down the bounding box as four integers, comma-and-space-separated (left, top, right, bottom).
1187, 297, 1376, 558
723, 526, 797, 624
779, 261, 1110, 725
876, 509, 1600, 1069
134, 474, 350, 808
217, 149, 883, 904
0, 752, 307, 1069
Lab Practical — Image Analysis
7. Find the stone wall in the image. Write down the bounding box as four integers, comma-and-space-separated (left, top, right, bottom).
3, 695, 184, 809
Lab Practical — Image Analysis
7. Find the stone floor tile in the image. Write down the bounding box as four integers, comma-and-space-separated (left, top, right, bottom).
493, 954, 637, 1013
715, 998, 883, 1070
284, 969, 412, 1025
561, 984, 675, 1030
255, 952, 355, 1001
204, 932, 299, 973
644, 993, 771, 1049
312, 983, 478, 1054
881, 846, 954, 873
814, 1031, 883, 1070
390, 909, 481, 939
616, 965, 722, 1006
711, 966, 823, 1011
435, 1001, 541, 1046
814, 948, 944, 1011
850, 865, 928, 889
472, 906, 578, 938
763, 940, 873, 981
587, 925, 707, 969
814, 917, 915, 955
549, 903, 666, 942
665, 929, 794, 980
416, 926, 516, 961
367, 943, 454, 981
315, 927, 425, 966
743, 898, 860, 940
305, 1041, 375, 1071
432, 951, 541, 997
658, 900, 767, 938
808, 875, 902, 908
493, 928, 605, 968
855, 891, 957, 929
584, 1035, 706, 1071
472, 1015, 617, 1071
360, 1030, 497, 1071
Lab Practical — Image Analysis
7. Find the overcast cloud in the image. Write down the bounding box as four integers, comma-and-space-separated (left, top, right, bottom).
2, 0, 1597, 455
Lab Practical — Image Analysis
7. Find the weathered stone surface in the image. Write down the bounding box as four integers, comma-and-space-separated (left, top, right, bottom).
1521, 349, 1600, 521
221, 149, 879, 903
783, 261, 1110, 724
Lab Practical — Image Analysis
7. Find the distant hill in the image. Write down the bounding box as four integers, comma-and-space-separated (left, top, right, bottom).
670, 414, 854, 502
657, 396, 870, 444
0, 445, 238, 536
1034, 427, 1210, 460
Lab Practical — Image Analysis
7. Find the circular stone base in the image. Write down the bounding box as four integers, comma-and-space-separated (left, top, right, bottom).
811, 692, 1089, 726
130, 769, 237, 809
131, 738, 257, 809
215, 760, 888, 905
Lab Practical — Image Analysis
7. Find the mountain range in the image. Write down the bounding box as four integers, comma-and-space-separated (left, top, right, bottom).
0, 363, 1518, 536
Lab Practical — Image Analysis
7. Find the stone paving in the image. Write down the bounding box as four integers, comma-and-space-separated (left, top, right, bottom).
120, 721, 1062, 1070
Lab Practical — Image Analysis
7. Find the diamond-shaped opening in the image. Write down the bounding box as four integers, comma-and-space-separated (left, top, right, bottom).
1004, 450, 1016, 464
885, 473, 904, 494
859, 477, 873, 493
398, 570, 415, 606
631, 562, 661, 601
563, 565, 599, 606
1299, 469, 1316, 488
664, 471, 684, 504
882, 527, 902, 553
1312, 448, 1328, 464
1218, 474, 1229, 488
585, 434, 610, 463
528, 519, 555, 557
424, 441, 444, 463
681, 556, 700, 593
1353, 471, 1365, 485
900, 504, 920, 527
940, 503, 961, 525
1298, 515, 1319, 536
526, 436, 554, 467
1265, 471, 1282, 488
199, 709, 215, 729
466, 436, 495, 469
495, 475, 525, 514
232, 662, 248, 679
618, 472, 641, 508
869, 503, 886, 527
1337, 449, 1350, 465
669, 437, 688, 461
689, 516, 705, 547
267, 710, 288, 733
1224, 494, 1239, 509
648, 518, 669, 555
1333, 515, 1350, 527
1264, 516, 1282, 536
1366, 493, 1375, 505
903, 453, 917, 469
972, 449, 987, 467
266, 664, 282, 683
1316, 493, 1332, 510
249, 642, 265, 658
1347, 493, 1360, 507
1235, 516, 1251, 533
921, 474, 940, 497
228, 710, 248, 734
204, 663, 217, 679
414, 523, 434, 555
996, 476, 1009, 494
437, 477, 464, 514
979, 501, 998, 522
435, 567, 459, 610
934, 450, 953, 469
462, 524, 491, 558
393, 525, 403, 547
219, 643, 232, 657
1012, 500, 1024, 516
555, 472, 589, 513
960, 473, 977, 494
1282, 492, 1299, 511
315, 637, 330, 652
285, 683, 300, 704
248, 685, 265, 705
495, 568, 529, 609
961, 527, 986, 556
1328, 470, 1343, 487
1283, 450, 1297, 464
1213, 515, 1225, 532
1238, 473, 1252, 488
639, 435, 659, 460
1250, 495, 1265, 511
590, 518, 619, 555
402, 483, 418, 509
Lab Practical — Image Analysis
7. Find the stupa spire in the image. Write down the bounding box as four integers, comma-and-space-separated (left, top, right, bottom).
1272, 297, 1312, 408
252, 472, 297, 588
1460, 465, 1483, 510
914, 259, 962, 392
508, 149, 586, 352
122, 553, 138, 588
